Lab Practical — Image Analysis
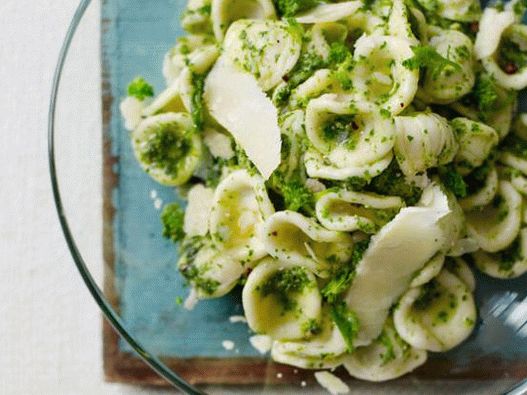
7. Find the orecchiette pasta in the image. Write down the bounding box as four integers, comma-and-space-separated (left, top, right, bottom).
343, 318, 427, 382
242, 258, 322, 340
393, 269, 477, 352
315, 189, 404, 233
451, 117, 499, 175
466, 181, 523, 253
352, 35, 419, 115
132, 113, 202, 186
211, 0, 276, 41
209, 169, 274, 264
394, 112, 458, 177
271, 308, 348, 369
419, 30, 475, 104
263, 211, 353, 278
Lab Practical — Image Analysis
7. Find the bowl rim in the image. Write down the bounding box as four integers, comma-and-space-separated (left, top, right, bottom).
47, 1, 527, 394
47, 1, 202, 393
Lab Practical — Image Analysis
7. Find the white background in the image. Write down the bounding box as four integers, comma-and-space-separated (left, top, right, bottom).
0, 1, 522, 394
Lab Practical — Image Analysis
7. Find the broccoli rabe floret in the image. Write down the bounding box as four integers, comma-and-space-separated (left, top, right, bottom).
273, 0, 320, 17
161, 203, 186, 242
268, 172, 315, 214
330, 301, 360, 352
190, 73, 206, 131
369, 161, 422, 206
127, 77, 154, 101
438, 165, 468, 199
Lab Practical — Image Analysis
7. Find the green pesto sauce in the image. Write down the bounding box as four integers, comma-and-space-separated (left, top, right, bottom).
259, 266, 311, 313
139, 126, 192, 177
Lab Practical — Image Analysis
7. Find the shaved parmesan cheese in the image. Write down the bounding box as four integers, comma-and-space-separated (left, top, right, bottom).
296, 1, 362, 24
250, 335, 273, 354
203, 128, 234, 159
204, 57, 281, 179
222, 340, 235, 350
344, 184, 451, 346
314, 371, 350, 395
120, 96, 145, 131
184, 184, 214, 237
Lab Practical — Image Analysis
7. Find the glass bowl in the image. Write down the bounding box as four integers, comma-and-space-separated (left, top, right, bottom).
49, 1, 527, 393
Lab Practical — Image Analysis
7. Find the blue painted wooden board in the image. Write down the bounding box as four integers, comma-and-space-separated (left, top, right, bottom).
101, 0, 527, 385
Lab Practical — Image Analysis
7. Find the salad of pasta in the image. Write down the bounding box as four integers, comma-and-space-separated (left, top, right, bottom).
120, 0, 527, 383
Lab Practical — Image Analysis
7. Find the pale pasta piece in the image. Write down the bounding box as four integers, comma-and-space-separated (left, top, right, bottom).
459, 167, 499, 211
473, 229, 527, 279
132, 113, 202, 186
480, 24, 527, 90
420, 30, 475, 104
184, 184, 215, 236
120, 96, 145, 131
178, 237, 245, 298
344, 184, 454, 346
209, 169, 274, 264
393, 269, 477, 352
304, 149, 393, 181
263, 211, 353, 278
272, 308, 348, 369
474, 7, 515, 60
513, 113, 527, 141
315, 189, 404, 233
275, 110, 305, 179
305, 95, 395, 168
295, 1, 362, 24
388, 0, 419, 45
410, 254, 445, 288
466, 181, 523, 253
242, 258, 322, 340
394, 112, 458, 177
223, 19, 301, 91
306, 23, 348, 60
512, 172, 527, 195
501, 153, 527, 176
145, 45, 220, 117
290, 69, 338, 108
211, 0, 276, 41
352, 35, 419, 115
163, 35, 216, 85
182, 0, 212, 34
444, 257, 476, 292
451, 117, 499, 175
418, 0, 480, 22
343, 318, 427, 382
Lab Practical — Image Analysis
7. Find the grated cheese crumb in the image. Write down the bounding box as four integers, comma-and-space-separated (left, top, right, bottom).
222, 340, 235, 351
314, 371, 349, 395
183, 288, 199, 311
301, 381, 307, 387
276, 372, 283, 379
249, 335, 273, 355
229, 315, 248, 324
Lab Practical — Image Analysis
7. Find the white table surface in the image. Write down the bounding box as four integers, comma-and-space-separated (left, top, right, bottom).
0, 1, 522, 394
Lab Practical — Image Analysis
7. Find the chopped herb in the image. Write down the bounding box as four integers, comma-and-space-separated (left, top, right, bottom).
379, 330, 396, 365
414, 281, 441, 311
281, 177, 315, 213
302, 319, 323, 336
273, 0, 320, 17
127, 77, 154, 101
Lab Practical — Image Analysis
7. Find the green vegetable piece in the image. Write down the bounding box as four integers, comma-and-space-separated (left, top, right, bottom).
330, 302, 360, 352
402, 45, 462, 80
370, 161, 422, 206
438, 165, 468, 198
161, 203, 186, 243
127, 77, 154, 101
191, 73, 206, 132
260, 266, 311, 312
273, 0, 320, 17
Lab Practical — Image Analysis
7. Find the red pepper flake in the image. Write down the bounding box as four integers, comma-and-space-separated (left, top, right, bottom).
351, 121, 359, 130
504, 63, 518, 74
271, 231, 278, 236
282, 75, 289, 82
470, 22, 479, 33
400, 102, 405, 108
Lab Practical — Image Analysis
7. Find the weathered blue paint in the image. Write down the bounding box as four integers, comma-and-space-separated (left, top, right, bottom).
102, 0, 527, 364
